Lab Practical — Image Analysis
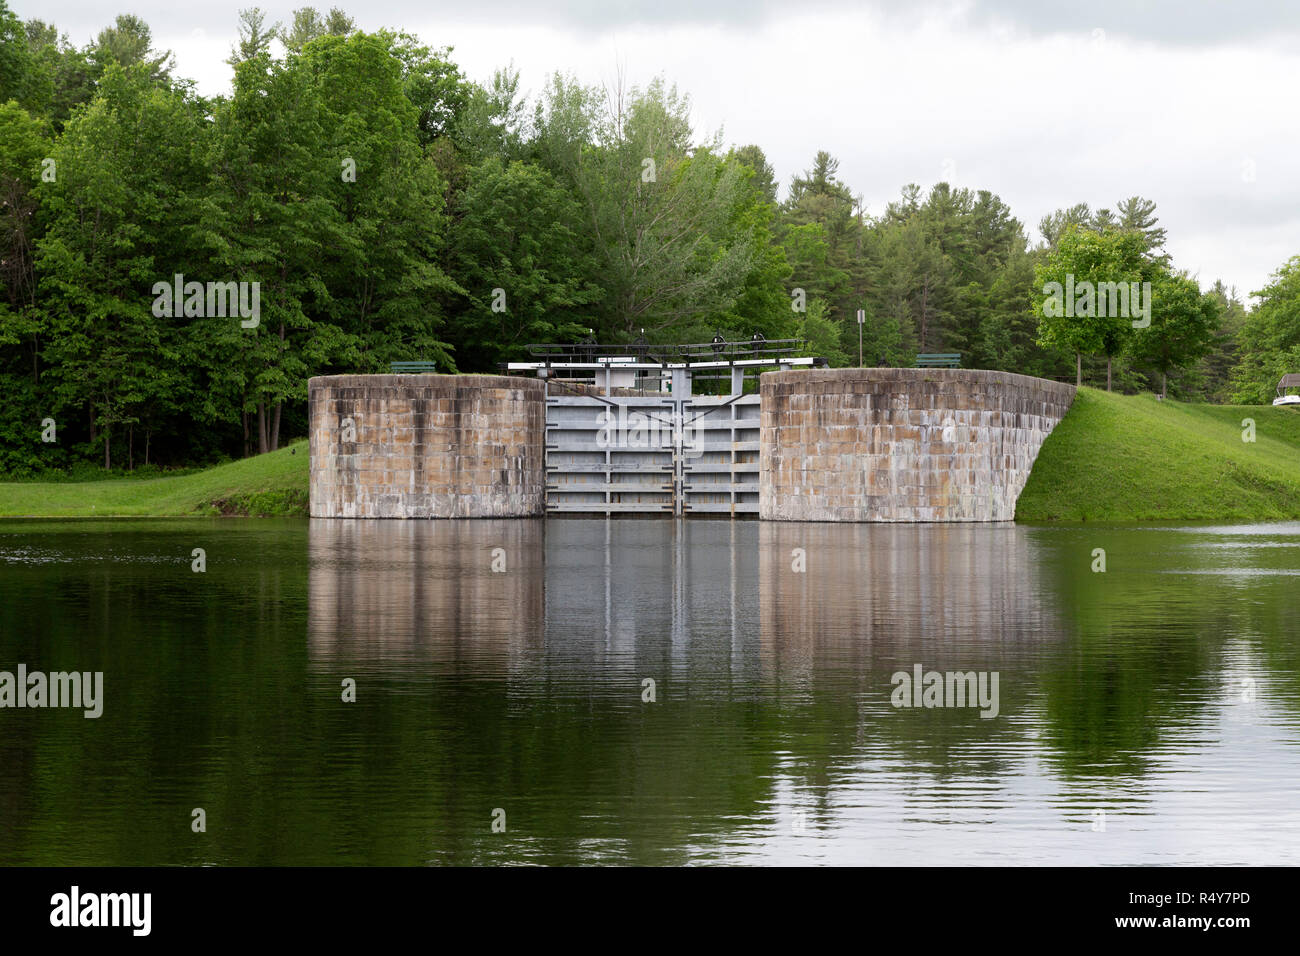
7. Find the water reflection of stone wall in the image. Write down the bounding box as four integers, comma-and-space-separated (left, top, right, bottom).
758, 522, 1061, 680
307, 519, 544, 669
306, 518, 1060, 687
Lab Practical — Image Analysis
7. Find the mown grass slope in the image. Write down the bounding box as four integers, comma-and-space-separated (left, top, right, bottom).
0, 440, 309, 517
1017, 388, 1300, 522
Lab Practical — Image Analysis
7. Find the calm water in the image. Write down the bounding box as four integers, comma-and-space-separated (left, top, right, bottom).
1, 517, 1298, 866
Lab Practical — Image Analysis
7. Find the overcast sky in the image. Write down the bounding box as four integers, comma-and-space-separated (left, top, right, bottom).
25, 1, 1300, 300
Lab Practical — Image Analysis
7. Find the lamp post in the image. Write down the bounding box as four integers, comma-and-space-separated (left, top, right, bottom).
857, 308, 865, 367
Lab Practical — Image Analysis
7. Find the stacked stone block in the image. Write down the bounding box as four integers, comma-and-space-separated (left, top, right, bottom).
759, 368, 1075, 522
309, 374, 545, 518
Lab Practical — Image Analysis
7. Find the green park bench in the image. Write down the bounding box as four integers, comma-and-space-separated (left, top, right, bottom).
915, 353, 962, 368
389, 361, 440, 373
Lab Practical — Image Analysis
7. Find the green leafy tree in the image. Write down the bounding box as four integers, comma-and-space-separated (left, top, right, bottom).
899, 183, 1026, 361
1230, 257, 1300, 404
0, 101, 51, 471
446, 157, 601, 368
384, 31, 467, 151
872, 215, 950, 353
1033, 226, 1146, 386
453, 65, 526, 164
0, 0, 36, 107
731, 144, 777, 205
782, 221, 844, 307
1116, 195, 1168, 258
782, 150, 861, 324
0, 101, 46, 340
22, 19, 96, 131
798, 299, 851, 367
1127, 270, 1219, 398
228, 7, 281, 66
1195, 281, 1247, 402
204, 31, 461, 454
36, 64, 204, 468
537, 74, 759, 338
206, 47, 336, 453
698, 163, 793, 342
304, 32, 460, 370
89, 14, 174, 84
281, 7, 354, 52
1038, 203, 1092, 248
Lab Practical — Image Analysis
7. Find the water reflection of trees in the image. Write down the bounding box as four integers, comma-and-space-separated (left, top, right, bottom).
1030, 526, 1300, 780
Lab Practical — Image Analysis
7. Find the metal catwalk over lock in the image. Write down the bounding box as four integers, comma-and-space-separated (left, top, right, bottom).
507, 337, 823, 515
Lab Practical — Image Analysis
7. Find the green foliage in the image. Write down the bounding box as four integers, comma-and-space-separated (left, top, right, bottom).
0, 7, 1289, 479
453, 66, 524, 163
446, 157, 600, 368
781, 153, 857, 328
872, 215, 949, 353
1034, 226, 1146, 353
0, 0, 35, 107
89, 14, 173, 84
297, 30, 459, 369
1116, 195, 1168, 257
1033, 226, 1147, 380
536, 75, 764, 339
1037, 203, 1093, 248
731, 144, 777, 205
798, 299, 851, 367
281, 6, 355, 53
228, 8, 280, 66
1231, 256, 1300, 404
777, 174, 1050, 373
0, 99, 47, 319
1193, 281, 1248, 402
22, 19, 95, 130
1127, 271, 1220, 396
382, 29, 467, 147
36, 64, 206, 470
198, 30, 459, 455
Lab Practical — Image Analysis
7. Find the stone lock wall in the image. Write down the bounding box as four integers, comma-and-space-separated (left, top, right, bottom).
309, 374, 546, 518
759, 368, 1075, 522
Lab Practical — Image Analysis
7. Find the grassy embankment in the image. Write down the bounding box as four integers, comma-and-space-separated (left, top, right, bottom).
0, 440, 309, 517
1016, 388, 1300, 521
0, 391, 1296, 521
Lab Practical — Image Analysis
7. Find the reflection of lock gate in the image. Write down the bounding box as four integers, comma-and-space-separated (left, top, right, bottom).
544, 391, 761, 515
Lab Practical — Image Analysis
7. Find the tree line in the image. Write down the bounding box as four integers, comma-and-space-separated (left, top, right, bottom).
1, 3, 1295, 474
